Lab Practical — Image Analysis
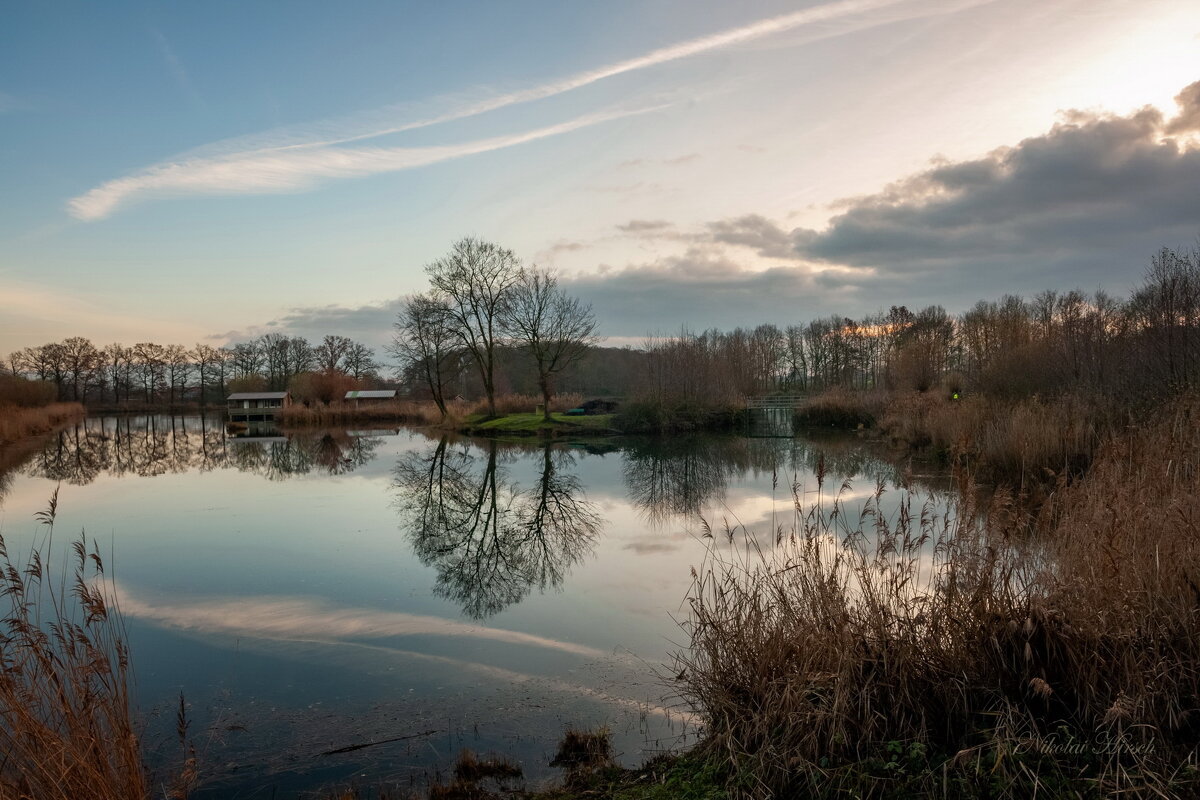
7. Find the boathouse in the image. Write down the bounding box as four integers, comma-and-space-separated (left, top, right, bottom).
345, 389, 397, 406
227, 391, 292, 422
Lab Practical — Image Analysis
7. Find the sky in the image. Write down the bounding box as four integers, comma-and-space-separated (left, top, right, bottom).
2, 0, 1199, 354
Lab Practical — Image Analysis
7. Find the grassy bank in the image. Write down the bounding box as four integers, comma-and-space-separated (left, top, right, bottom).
324, 732, 728, 800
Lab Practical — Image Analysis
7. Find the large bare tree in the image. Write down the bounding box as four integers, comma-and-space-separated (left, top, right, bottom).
390, 293, 463, 418
426, 237, 523, 417
504, 269, 598, 420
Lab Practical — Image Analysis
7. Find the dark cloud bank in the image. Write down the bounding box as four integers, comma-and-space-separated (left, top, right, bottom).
238, 81, 1200, 344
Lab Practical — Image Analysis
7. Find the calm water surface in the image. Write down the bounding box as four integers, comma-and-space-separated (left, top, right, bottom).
0, 414, 950, 796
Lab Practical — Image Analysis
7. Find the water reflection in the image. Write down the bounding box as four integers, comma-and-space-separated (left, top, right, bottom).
392, 437, 600, 619
619, 434, 915, 524
9, 415, 387, 484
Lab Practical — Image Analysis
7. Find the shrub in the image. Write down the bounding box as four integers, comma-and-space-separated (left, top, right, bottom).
793, 389, 884, 429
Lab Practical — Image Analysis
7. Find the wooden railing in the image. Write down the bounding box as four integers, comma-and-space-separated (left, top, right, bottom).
744, 395, 805, 409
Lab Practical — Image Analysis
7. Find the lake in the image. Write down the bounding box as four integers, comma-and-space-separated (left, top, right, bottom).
0, 414, 951, 796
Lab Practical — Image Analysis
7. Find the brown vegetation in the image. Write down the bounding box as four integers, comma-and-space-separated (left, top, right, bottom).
0, 402, 86, 448
277, 393, 585, 428
878, 392, 1110, 489
793, 388, 887, 430
675, 399, 1200, 798
1, 495, 149, 800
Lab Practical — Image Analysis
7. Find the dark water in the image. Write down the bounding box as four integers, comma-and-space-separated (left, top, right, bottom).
0, 414, 950, 796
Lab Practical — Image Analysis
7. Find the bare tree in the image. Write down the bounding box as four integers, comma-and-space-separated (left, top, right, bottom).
342, 342, 378, 381
390, 293, 463, 418
426, 237, 524, 416
314, 335, 354, 373
504, 269, 598, 420
193, 344, 221, 405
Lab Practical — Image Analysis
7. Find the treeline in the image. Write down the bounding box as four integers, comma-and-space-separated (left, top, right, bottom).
6, 333, 381, 407
634, 246, 1200, 406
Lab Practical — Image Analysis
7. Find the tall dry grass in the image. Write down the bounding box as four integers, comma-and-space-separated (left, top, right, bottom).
0, 490, 189, 800
277, 393, 585, 428
880, 392, 1107, 488
0, 402, 86, 447
277, 399, 443, 427
676, 399, 1200, 798
793, 388, 888, 429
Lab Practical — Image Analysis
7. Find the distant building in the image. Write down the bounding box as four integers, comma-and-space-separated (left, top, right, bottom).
345, 389, 397, 407
227, 391, 292, 422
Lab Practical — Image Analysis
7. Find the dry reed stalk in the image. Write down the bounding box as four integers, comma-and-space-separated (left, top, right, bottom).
880, 393, 1107, 488
276, 400, 442, 427
0, 488, 155, 800
676, 398, 1200, 798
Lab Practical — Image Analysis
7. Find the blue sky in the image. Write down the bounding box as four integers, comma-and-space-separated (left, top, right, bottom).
3, 0, 1199, 352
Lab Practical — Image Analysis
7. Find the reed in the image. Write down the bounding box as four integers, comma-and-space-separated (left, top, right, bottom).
879, 392, 1107, 488
793, 389, 887, 429
0, 401, 86, 447
276, 394, 586, 428
674, 399, 1200, 798
0, 490, 156, 800
277, 399, 443, 427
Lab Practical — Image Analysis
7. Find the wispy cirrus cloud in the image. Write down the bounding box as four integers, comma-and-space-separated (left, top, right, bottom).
68, 106, 655, 221
68, 0, 984, 221
190, 0, 946, 157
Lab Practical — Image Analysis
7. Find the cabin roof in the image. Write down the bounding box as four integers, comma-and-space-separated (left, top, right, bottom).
227, 392, 289, 400
345, 390, 396, 399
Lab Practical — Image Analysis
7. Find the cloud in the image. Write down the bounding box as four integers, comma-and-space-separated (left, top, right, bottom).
707, 214, 802, 259
70, 0, 986, 220
219, 81, 1200, 345
785, 88, 1200, 291
68, 106, 656, 221
215, 297, 408, 349
1166, 79, 1200, 134
115, 583, 609, 659
617, 219, 674, 233
565, 247, 869, 333
219, 0, 932, 155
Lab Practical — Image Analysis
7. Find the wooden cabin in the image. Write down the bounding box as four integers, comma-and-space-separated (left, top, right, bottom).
345, 389, 397, 407
227, 391, 292, 422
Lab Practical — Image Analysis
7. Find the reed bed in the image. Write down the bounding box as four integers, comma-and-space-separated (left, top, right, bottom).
879, 393, 1107, 488
277, 399, 443, 427
277, 393, 585, 428
0, 491, 184, 800
0, 402, 86, 447
675, 400, 1200, 798
793, 389, 887, 429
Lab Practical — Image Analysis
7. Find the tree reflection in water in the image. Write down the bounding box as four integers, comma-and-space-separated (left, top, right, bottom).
620, 434, 914, 524
8, 414, 385, 485
392, 438, 600, 619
